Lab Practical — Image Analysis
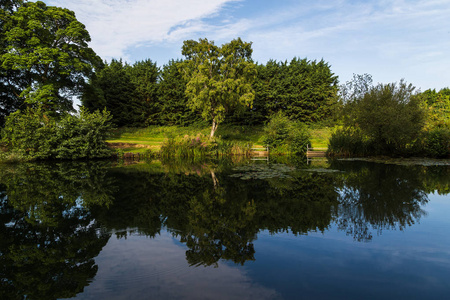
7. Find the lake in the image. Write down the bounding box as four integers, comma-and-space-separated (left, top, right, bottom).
1, 158, 449, 300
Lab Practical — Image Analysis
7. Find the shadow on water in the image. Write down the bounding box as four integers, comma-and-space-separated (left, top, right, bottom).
0, 158, 448, 299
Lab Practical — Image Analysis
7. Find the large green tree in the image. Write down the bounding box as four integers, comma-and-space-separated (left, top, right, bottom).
157, 59, 199, 125
0, 0, 101, 120
180, 38, 256, 137
83, 59, 159, 127
82, 59, 141, 127
126, 59, 160, 125
253, 58, 338, 123
342, 78, 426, 154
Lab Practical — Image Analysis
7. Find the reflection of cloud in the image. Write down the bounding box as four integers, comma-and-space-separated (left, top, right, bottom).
79, 230, 280, 300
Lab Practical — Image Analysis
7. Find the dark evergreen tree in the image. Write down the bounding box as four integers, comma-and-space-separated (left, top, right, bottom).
82, 59, 146, 127
126, 59, 160, 125
253, 58, 338, 123
157, 59, 199, 125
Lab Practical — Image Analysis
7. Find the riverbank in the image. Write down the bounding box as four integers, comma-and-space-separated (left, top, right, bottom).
106, 124, 331, 154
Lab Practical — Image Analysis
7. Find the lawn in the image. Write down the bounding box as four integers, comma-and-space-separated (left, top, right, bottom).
106, 125, 332, 153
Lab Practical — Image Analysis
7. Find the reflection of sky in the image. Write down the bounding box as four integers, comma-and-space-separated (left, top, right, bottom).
76, 230, 280, 300
75, 193, 450, 300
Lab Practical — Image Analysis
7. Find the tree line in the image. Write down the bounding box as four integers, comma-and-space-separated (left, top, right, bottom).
81, 55, 339, 131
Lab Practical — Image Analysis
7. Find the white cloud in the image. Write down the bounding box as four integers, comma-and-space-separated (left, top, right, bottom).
45, 0, 450, 89
46, 0, 240, 60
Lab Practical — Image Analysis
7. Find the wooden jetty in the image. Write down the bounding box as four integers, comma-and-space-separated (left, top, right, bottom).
306, 145, 327, 158
251, 146, 269, 161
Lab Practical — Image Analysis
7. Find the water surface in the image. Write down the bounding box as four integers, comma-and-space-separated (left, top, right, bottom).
1, 158, 449, 299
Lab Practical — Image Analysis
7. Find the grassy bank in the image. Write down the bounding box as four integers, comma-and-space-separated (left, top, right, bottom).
106, 125, 331, 154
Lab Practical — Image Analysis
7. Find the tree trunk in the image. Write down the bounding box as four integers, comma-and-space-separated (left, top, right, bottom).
210, 119, 218, 138
210, 169, 219, 188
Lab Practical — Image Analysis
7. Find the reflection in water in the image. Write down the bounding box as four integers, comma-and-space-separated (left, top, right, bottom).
0, 162, 113, 299
0, 159, 447, 299
332, 162, 430, 241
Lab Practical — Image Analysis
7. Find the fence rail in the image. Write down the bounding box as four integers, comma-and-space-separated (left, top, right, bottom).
306, 145, 327, 158
250, 146, 269, 161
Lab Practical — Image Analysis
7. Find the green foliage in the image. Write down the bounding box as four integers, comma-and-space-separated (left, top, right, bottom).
156, 59, 200, 125
82, 59, 147, 127
340, 78, 426, 155
1, 106, 57, 160
127, 59, 160, 124
180, 38, 257, 137
416, 88, 450, 129
253, 58, 339, 123
327, 127, 374, 157
262, 112, 310, 155
423, 127, 450, 158
0, 0, 101, 118
160, 134, 252, 158
1, 106, 113, 160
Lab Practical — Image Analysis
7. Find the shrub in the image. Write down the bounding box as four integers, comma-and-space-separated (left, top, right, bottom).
54, 108, 113, 159
424, 127, 450, 158
327, 127, 374, 157
159, 134, 252, 158
262, 112, 310, 155
1, 107, 113, 160
340, 78, 426, 156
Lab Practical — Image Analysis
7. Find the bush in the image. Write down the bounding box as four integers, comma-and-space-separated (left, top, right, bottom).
55, 108, 113, 159
340, 79, 426, 156
424, 127, 450, 158
263, 112, 310, 155
327, 127, 374, 157
159, 134, 252, 158
1, 107, 113, 160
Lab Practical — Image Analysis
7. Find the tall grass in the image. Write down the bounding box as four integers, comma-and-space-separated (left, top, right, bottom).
159, 134, 252, 158
327, 127, 374, 157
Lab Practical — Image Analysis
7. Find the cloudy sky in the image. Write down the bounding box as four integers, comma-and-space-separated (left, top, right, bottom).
45, 0, 450, 91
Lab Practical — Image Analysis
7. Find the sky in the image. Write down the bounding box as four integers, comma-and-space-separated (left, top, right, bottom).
45, 0, 450, 91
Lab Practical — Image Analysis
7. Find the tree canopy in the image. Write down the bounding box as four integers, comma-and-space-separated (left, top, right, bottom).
82, 59, 157, 127
180, 38, 257, 137
340, 76, 426, 154
253, 58, 339, 123
0, 0, 101, 122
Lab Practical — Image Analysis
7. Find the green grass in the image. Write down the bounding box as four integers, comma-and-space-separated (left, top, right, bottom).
106, 124, 332, 153
309, 127, 332, 148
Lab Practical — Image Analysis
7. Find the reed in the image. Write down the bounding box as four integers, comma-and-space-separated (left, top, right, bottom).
159, 134, 253, 158
327, 127, 374, 157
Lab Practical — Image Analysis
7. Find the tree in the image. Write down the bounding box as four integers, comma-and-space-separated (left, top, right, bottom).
252, 58, 338, 123
82, 59, 142, 127
126, 59, 160, 125
180, 38, 256, 137
83, 59, 159, 127
157, 59, 199, 125
0, 0, 25, 126
342, 79, 426, 154
0, 0, 101, 119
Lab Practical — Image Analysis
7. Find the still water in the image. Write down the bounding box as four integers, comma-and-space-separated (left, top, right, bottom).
0, 158, 449, 300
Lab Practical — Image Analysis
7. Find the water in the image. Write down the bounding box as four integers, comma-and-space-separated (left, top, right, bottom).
0, 158, 449, 300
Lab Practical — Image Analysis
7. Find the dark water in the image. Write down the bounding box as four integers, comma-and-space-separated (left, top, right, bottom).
0, 158, 449, 300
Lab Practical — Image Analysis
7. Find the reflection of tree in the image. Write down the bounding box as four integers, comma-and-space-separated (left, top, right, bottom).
181, 187, 257, 267
332, 162, 429, 242
0, 161, 115, 225
99, 162, 340, 266
421, 166, 450, 195
261, 172, 339, 235
0, 161, 114, 300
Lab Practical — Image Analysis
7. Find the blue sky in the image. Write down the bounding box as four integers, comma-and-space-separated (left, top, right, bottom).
46, 0, 450, 91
